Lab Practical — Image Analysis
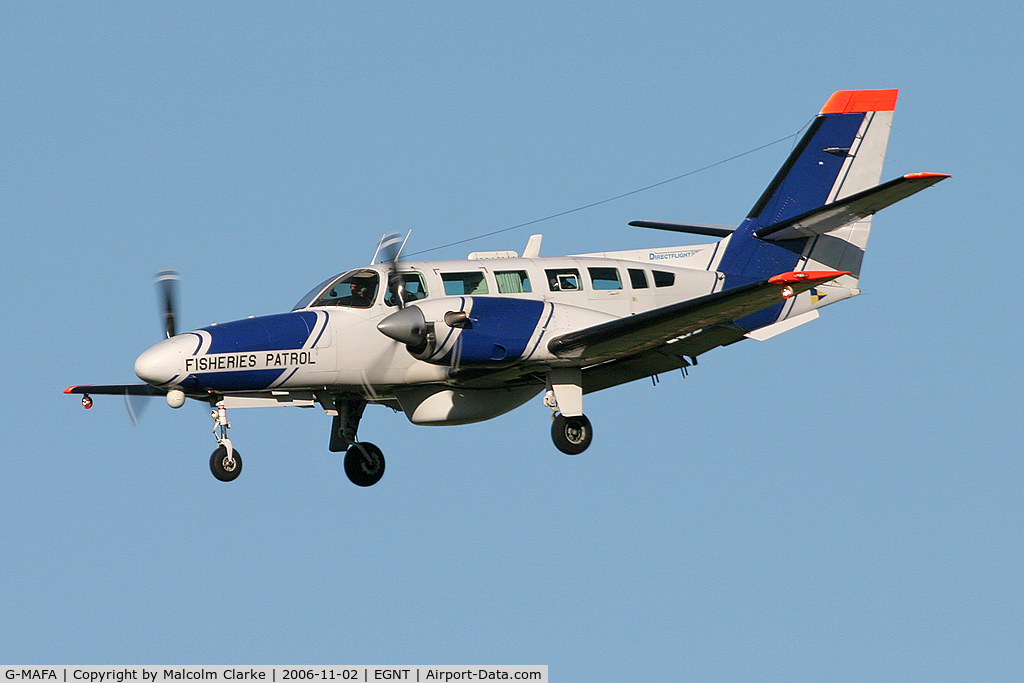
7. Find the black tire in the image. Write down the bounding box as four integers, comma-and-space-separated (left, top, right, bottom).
551, 413, 593, 455
210, 445, 242, 482
344, 442, 385, 487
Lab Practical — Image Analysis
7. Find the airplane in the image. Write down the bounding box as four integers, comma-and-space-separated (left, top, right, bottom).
66, 89, 947, 487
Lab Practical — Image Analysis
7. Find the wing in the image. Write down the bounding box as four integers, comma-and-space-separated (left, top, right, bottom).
65, 384, 167, 396
547, 270, 848, 365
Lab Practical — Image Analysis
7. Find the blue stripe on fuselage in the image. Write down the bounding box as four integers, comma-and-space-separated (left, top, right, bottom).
202, 312, 317, 354
183, 312, 318, 392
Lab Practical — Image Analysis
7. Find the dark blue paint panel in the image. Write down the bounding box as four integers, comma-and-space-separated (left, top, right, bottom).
718, 112, 867, 284
451, 297, 545, 364
749, 114, 866, 227
202, 312, 316, 354
192, 369, 288, 392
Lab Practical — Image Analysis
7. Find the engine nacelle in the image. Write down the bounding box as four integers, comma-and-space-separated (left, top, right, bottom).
394, 384, 543, 425
376, 296, 617, 367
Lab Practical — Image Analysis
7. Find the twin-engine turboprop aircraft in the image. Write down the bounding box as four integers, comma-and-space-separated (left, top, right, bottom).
66, 89, 947, 486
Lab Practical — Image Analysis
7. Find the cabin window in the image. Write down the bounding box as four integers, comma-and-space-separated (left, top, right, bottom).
495, 270, 532, 293
628, 268, 648, 289
545, 268, 582, 291
441, 271, 489, 295
385, 272, 429, 306
309, 269, 379, 308
653, 270, 676, 288
588, 267, 622, 290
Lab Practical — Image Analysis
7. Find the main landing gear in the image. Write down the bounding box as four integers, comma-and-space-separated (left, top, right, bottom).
326, 395, 385, 487
551, 413, 593, 455
544, 368, 594, 455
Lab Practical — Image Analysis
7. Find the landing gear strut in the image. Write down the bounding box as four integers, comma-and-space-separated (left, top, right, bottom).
324, 395, 386, 487
545, 368, 594, 455
209, 399, 242, 481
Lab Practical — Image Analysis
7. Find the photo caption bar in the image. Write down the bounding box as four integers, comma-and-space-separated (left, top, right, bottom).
1, 667, 547, 683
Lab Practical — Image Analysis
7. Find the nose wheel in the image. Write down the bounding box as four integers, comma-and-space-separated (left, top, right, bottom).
210, 445, 243, 481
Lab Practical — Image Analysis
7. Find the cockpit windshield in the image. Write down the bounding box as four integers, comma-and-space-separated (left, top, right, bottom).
292, 269, 380, 310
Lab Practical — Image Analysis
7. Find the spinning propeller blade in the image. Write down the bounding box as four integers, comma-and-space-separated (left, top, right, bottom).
123, 268, 183, 423
155, 269, 181, 338
376, 232, 410, 309
123, 391, 151, 426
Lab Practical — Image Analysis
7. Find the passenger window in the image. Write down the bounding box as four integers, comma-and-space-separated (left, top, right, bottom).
628, 268, 648, 289
385, 272, 429, 306
545, 268, 582, 291
588, 267, 622, 290
441, 271, 489, 295
495, 270, 532, 293
653, 270, 675, 288
311, 269, 379, 308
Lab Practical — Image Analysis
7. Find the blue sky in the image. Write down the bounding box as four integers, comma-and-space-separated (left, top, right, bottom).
2, 2, 1021, 679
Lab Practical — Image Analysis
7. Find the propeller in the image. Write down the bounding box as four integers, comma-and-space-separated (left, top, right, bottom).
123, 392, 151, 426
155, 268, 181, 338
122, 268, 180, 426
376, 232, 409, 309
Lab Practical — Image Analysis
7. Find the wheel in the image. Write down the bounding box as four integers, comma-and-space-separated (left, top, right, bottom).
551, 413, 593, 455
344, 442, 385, 487
210, 445, 242, 482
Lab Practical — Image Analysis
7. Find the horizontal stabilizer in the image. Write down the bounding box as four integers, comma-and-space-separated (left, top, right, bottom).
629, 220, 736, 238
755, 173, 950, 240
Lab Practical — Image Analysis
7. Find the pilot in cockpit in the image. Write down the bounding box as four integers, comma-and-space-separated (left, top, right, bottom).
350, 280, 371, 304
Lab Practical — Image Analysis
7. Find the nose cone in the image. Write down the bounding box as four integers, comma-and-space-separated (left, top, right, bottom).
135, 335, 193, 386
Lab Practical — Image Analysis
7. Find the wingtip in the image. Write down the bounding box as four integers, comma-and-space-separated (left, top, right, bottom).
768, 270, 851, 284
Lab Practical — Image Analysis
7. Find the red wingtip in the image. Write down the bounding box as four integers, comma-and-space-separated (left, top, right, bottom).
820, 89, 898, 115
64, 386, 75, 394
768, 270, 851, 284
903, 172, 952, 180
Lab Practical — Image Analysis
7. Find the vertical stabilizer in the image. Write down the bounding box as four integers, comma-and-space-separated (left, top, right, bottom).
714, 89, 897, 330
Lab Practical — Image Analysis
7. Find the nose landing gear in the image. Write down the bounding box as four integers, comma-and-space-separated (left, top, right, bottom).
208, 399, 241, 482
